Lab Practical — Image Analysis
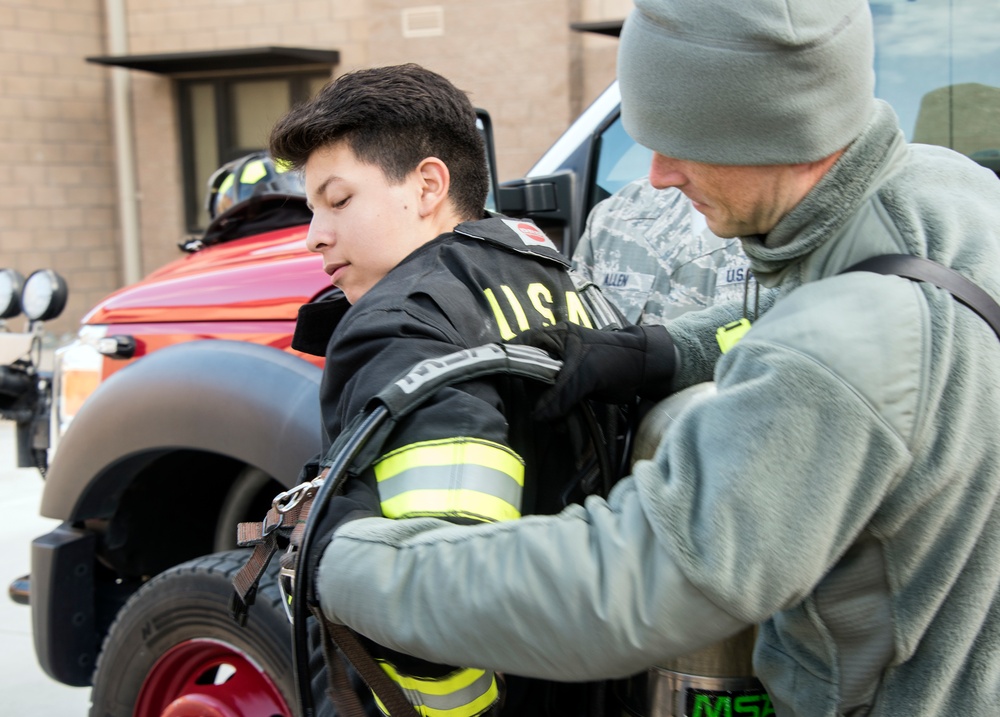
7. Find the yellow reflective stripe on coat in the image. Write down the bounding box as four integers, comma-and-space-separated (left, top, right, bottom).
374, 437, 524, 522
374, 662, 499, 717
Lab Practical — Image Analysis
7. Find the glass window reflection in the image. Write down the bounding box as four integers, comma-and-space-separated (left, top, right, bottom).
871, 0, 1000, 172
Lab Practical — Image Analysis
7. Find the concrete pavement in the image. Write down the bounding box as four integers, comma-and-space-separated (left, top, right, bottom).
0, 421, 91, 714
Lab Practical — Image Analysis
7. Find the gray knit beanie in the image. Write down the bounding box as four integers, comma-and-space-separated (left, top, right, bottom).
618, 0, 877, 165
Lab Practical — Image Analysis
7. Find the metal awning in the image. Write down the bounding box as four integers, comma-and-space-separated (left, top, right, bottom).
86, 46, 340, 74
569, 20, 624, 37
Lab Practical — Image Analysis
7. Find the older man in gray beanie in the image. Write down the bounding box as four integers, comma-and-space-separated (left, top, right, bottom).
308, 1, 1000, 715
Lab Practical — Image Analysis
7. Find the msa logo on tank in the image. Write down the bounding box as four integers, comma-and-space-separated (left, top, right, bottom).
686, 688, 774, 717
501, 218, 559, 251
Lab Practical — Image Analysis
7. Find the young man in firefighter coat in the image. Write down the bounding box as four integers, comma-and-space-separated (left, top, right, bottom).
271, 63, 617, 716
306, 2, 1000, 716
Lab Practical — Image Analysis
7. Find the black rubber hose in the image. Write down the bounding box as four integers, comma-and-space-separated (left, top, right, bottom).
293, 405, 389, 717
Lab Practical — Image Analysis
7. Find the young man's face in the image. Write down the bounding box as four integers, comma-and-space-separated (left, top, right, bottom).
304, 142, 429, 303
648, 152, 817, 238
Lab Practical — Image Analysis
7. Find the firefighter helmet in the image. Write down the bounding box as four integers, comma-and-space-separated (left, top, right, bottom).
206, 152, 305, 220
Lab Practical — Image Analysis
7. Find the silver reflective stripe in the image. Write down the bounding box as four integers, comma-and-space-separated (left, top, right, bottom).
504, 342, 562, 373
403, 671, 495, 712
393, 344, 507, 395
377, 464, 523, 508
376, 665, 497, 714
570, 270, 625, 330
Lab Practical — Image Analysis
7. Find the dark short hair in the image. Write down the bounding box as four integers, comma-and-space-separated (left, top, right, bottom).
269, 63, 489, 221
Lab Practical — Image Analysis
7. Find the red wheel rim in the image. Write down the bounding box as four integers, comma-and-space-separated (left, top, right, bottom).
134, 638, 291, 717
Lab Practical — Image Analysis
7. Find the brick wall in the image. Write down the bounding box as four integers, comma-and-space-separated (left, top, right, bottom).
0, 0, 118, 338
363, 0, 577, 182
1, 0, 626, 338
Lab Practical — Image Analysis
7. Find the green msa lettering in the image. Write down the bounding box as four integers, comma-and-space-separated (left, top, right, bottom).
687, 688, 774, 717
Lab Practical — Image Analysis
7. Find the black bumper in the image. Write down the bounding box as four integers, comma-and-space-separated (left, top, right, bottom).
31, 523, 97, 687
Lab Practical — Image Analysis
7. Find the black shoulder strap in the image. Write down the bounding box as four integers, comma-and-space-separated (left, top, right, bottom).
843, 254, 1000, 341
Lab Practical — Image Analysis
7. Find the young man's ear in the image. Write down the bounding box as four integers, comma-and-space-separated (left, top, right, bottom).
415, 157, 451, 217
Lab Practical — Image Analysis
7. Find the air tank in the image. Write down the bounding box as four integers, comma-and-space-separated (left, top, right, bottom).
631, 383, 769, 717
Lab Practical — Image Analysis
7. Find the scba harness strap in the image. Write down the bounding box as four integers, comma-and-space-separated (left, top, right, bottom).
842, 254, 1000, 341
234, 404, 412, 717
232, 342, 617, 717
717, 254, 1000, 355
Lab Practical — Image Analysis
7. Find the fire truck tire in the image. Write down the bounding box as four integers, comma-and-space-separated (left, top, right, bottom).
87, 549, 341, 717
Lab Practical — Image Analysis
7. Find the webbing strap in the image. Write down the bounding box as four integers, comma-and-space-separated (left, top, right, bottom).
230, 501, 308, 625
369, 343, 561, 420
315, 611, 373, 717
843, 254, 1000, 341
229, 537, 276, 626
320, 615, 422, 717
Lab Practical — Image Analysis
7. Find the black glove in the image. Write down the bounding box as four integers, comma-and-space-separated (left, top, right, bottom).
304, 478, 379, 606
510, 322, 676, 419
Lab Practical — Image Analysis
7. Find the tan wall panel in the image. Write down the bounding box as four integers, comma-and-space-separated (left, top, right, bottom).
4, 0, 624, 337
360, 0, 575, 181
131, 74, 185, 276
123, 0, 373, 281
0, 0, 116, 338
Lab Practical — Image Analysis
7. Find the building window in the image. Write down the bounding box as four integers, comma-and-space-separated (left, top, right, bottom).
179, 72, 330, 231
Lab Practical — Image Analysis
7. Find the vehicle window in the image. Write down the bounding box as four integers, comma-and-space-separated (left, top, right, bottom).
581, 0, 1000, 219
871, 0, 1000, 174
589, 114, 652, 215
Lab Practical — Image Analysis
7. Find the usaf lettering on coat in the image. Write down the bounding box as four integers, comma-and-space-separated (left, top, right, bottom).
484, 283, 593, 340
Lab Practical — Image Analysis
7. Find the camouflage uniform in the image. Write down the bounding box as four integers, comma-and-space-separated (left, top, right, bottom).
572, 177, 752, 325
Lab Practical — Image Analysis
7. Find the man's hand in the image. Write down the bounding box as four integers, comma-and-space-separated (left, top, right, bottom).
510, 322, 676, 419
304, 478, 379, 606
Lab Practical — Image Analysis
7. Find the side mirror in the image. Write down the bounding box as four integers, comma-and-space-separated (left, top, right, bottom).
496, 171, 574, 224
475, 108, 501, 214
475, 109, 578, 254
496, 171, 576, 255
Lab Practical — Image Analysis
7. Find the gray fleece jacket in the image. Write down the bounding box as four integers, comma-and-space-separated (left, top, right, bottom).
317, 101, 1000, 716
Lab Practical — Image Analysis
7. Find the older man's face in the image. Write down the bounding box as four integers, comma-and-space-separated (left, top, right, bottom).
649, 152, 823, 238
